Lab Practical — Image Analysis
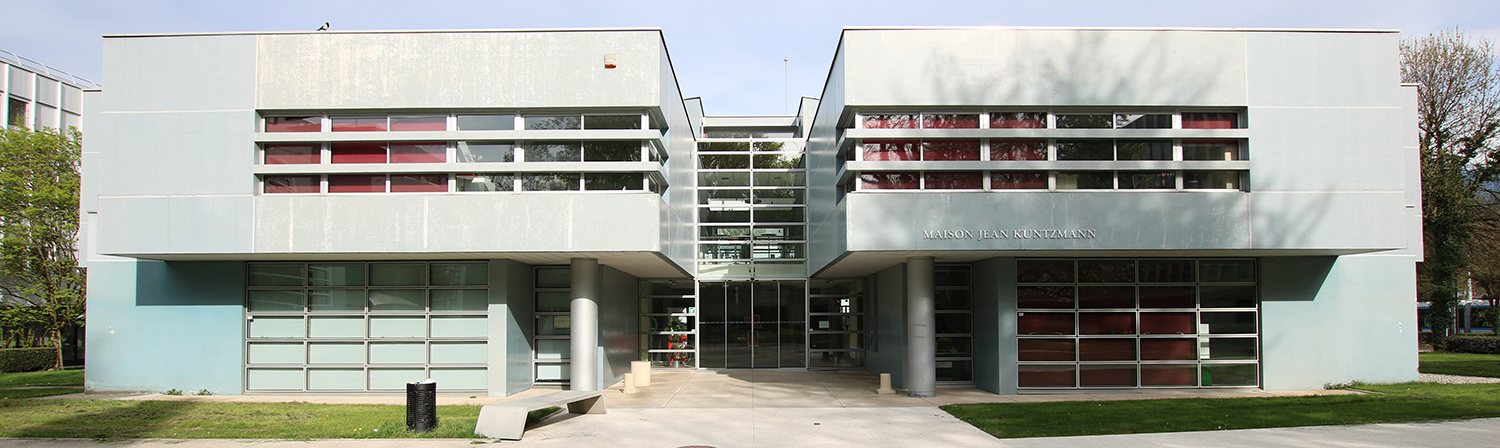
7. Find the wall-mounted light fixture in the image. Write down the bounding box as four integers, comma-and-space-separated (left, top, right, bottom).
604, 52, 617, 69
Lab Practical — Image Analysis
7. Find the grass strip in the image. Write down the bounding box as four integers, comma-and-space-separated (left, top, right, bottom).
0, 369, 84, 388
1420, 352, 1500, 378
942, 382, 1500, 439
1, 388, 83, 400
0, 400, 485, 439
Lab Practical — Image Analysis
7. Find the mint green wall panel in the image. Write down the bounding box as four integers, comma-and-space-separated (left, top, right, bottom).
247, 369, 303, 390
370, 317, 425, 338
249, 317, 305, 338
370, 343, 425, 364
309, 343, 365, 364
431, 342, 486, 364
369, 369, 425, 390
308, 369, 364, 390
248, 343, 305, 364
431, 316, 485, 338
431, 368, 487, 390
309, 317, 364, 338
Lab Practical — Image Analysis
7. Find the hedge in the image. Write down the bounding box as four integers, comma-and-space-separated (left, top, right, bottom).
0, 347, 57, 373
1444, 334, 1500, 355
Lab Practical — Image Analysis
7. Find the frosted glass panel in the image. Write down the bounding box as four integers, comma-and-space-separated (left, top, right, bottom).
308, 290, 364, 312
309, 263, 365, 286
309, 343, 365, 364
536, 339, 570, 359
249, 290, 303, 312
309, 317, 365, 338
250, 264, 304, 286
431, 263, 488, 286
248, 343, 305, 364
249, 317, 304, 338
431, 289, 488, 311
308, 369, 364, 390
431, 316, 486, 338
430, 368, 487, 390
369, 369, 426, 390
248, 369, 304, 390
536, 363, 570, 381
431, 342, 486, 364
370, 317, 425, 338
370, 342, 425, 363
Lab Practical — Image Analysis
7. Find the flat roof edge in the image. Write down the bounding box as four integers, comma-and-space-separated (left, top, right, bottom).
103, 27, 665, 39
841, 26, 1399, 33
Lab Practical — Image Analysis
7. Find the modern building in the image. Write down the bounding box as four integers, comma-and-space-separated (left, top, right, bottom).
83, 27, 1420, 397
1, 48, 95, 130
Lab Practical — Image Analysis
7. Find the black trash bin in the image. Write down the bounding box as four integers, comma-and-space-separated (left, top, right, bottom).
406, 380, 437, 432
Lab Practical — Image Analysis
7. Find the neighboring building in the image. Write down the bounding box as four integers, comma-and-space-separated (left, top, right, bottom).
83, 27, 1420, 397
1, 49, 94, 130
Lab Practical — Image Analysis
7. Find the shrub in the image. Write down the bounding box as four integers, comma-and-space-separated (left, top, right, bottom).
0, 347, 57, 372
1443, 334, 1500, 354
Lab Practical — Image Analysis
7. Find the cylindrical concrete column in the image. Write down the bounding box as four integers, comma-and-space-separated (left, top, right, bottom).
906, 256, 936, 397
570, 258, 600, 391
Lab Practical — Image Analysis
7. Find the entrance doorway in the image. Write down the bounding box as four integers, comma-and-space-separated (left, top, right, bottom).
699, 281, 805, 368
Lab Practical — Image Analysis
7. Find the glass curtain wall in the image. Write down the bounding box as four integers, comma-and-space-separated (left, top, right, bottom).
808, 279, 866, 368
697, 281, 806, 369
1015, 259, 1259, 389
639, 280, 697, 367
934, 266, 973, 383
696, 136, 807, 278
244, 262, 489, 392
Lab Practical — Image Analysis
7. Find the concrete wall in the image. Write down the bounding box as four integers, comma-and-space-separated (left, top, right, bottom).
85, 260, 246, 394
488, 259, 535, 396
1260, 255, 1419, 389
972, 257, 1018, 395
598, 266, 640, 386
864, 263, 907, 387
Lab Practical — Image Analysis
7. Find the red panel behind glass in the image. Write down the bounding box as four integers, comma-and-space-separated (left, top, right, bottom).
390, 142, 446, 163
331, 117, 388, 132
1140, 339, 1196, 360
862, 140, 919, 161
265, 116, 320, 133
1079, 339, 1136, 361
390, 117, 447, 131
922, 114, 979, 129
1080, 365, 1137, 387
922, 140, 980, 160
1140, 312, 1196, 334
861, 114, 917, 129
1018, 339, 1076, 361
391, 174, 448, 192
264, 144, 320, 164
1018, 365, 1076, 387
992, 171, 1048, 189
328, 175, 385, 193
331, 142, 387, 163
1141, 365, 1197, 386
1079, 313, 1135, 335
1019, 313, 1075, 335
1183, 113, 1237, 129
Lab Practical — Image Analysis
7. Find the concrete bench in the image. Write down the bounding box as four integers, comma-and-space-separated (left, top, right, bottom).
474, 390, 606, 440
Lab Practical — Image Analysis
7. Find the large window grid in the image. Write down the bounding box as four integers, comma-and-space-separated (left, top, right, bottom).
244, 261, 488, 392
262, 172, 659, 194
639, 280, 697, 368
533, 267, 571, 385
808, 279, 865, 368
856, 111, 1242, 130
1015, 258, 1259, 390
696, 138, 807, 278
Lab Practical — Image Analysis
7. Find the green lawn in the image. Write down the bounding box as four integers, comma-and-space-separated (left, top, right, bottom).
1420, 352, 1500, 378
0, 400, 487, 439
0, 369, 84, 388
1, 388, 83, 400
943, 382, 1500, 439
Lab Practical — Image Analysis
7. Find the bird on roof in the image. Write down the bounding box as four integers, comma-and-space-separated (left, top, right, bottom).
317, 22, 329, 31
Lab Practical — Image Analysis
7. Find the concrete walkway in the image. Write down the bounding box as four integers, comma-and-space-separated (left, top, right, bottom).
23, 370, 1385, 447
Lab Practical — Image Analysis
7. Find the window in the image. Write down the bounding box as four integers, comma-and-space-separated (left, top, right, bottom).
391, 174, 447, 192
584, 141, 642, 161
266, 116, 320, 133
457, 114, 514, 131
329, 175, 385, 193
584, 173, 643, 190
457, 174, 514, 192
1115, 114, 1172, 129
921, 140, 981, 161
991, 112, 1046, 129
264, 144, 320, 164
1184, 171, 1241, 189
583, 114, 642, 130
1183, 140, 1241, 161
861, 140, 918, 161
991, 140, 1047, 160
1056, 114, 1113, 129
700, 141, 750, 152
390, 116, 446, 132
522, 173, 580, 191
390, 142, 446, 163
859, 172, 919, 190
331, 117, 387, 132
991, 172, 1048, 190
922, 114, 980, 129
1116, 140, 1172, 161
1056, 141, 1113, 161
1119, 172, 1176, 189
1056, 172, 1113, 189
924, 172, 982, 189
457, 142, 515, 162
524, 115, 581, 130
330, 142, 387, 163
524, 142, 581, 162
861, 114, 917, 129
1183, 113, 1238, 129
263, 175, 319, 194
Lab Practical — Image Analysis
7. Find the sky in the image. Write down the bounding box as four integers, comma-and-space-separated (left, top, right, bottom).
3, 0, 1500, 116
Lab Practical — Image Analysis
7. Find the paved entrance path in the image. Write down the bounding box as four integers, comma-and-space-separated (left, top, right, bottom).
17, 370, 1474, 447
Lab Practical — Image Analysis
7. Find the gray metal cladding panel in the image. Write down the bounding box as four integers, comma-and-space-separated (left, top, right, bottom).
1247, 106, 1405, 191
1244, 32, 1400, 108
97, 195, 256, 255
101, 35, 258, 112
255, 194, 664, 254
93, 110, 258, 197
841, 29, 1248, 107
845, 192, 1250, 251
257, 32, 662, 109
1249, 191, 1407, 250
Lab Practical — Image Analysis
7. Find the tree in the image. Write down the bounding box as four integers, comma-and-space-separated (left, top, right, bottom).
1401, 29, 1500, 346
0, 124, 84, 369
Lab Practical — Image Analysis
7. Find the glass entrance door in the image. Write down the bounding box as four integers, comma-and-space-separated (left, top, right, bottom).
699, 281, 805, 369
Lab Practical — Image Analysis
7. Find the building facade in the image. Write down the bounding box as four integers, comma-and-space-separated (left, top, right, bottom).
83, 27, 1420, 396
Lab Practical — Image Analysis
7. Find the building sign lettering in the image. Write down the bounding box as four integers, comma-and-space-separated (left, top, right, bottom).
921, 229, 1097, 240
